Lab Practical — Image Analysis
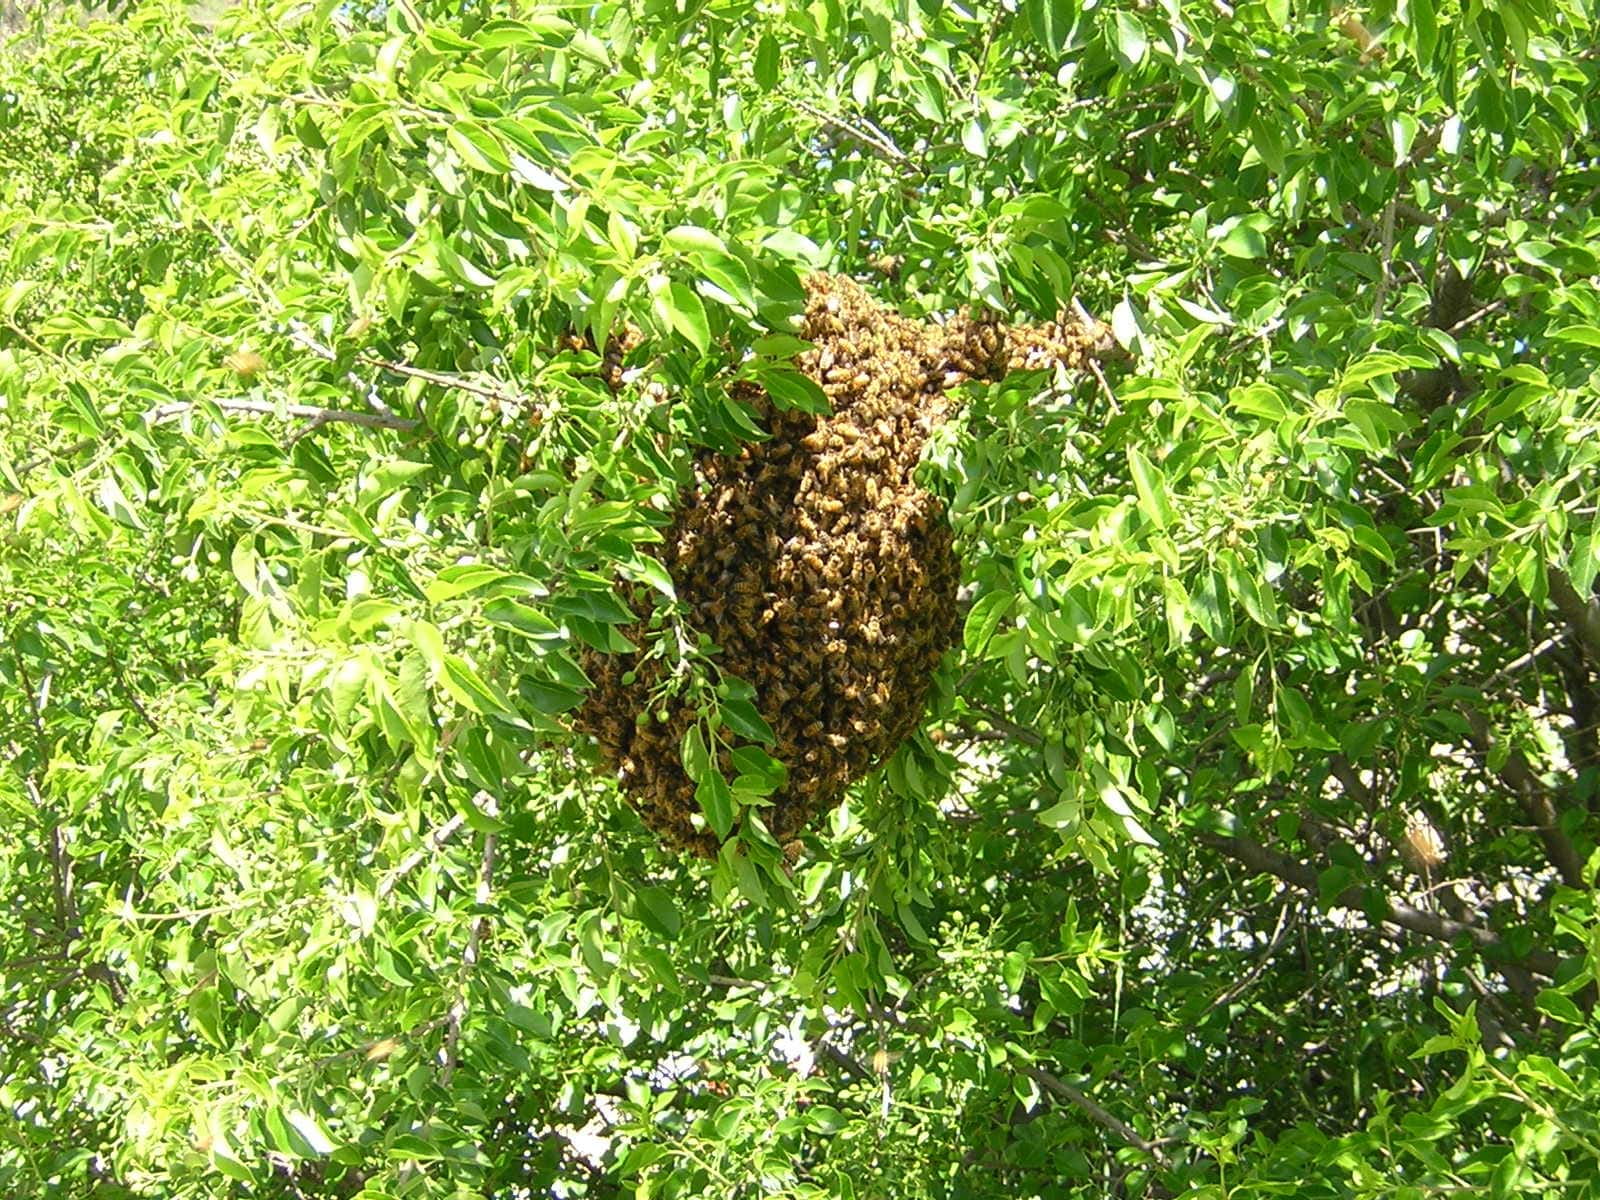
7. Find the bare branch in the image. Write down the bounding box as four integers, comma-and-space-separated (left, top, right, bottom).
793, 97, 908, 163
817, 1039, 874, 1084
1460, 708, 1586, 890
1019, 1063, 1174, 1170
965, 700, 1044, 746
1550, 568, 1600, 668
1202, 900, 1299, 1016
1374, 195, 1398, 322
149, 397, 418, 433
1202, 828, 1561, 977
441, 795, 497, 1087
376, 814, 466, 901
15, 436, 98, 479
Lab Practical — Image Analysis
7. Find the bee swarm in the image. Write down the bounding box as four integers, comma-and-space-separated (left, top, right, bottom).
577, 274, 1113, 856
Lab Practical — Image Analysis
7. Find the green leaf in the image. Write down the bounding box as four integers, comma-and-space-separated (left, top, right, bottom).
1218, 222, 1267, 259
553, 587, 636, 624
427, 566, 545, 603
1341, 351, 1412, 389
754, 34, 780, 89
1409, 0, 1438, 61
682, 724, 710, 783
1111, 12, 1147, 66
1026, 0, 1074, 54
759, 367, 830, 413
440, 655, 527, 726
283, 1110, 335, 1156
447, 120, 511, 173
964, 590, 1014, 658
1127, 448, 1174, 529
1551, 324, 1600, 348
720, 698, 775, 744
96, 473, 145, 531
697, 768, 736, 840
1230, 383, 1288, 421
661, 281, 710, 353
1192, 569, 1234, 645
518, 675, 584, 715
1534, 989, 1584, 1025
620, 555, 676, 601
189, 987, 224, 1048
483, 598, 563, 639
851, 59, 879, 107
635, 885, 682, 939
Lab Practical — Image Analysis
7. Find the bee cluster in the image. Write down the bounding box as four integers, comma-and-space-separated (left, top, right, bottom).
576, 274, 1113, 856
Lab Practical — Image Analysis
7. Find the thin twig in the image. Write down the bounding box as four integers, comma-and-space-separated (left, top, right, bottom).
1019, 1064, 1175, 1170
1202, 827, 1561, 976
793, 97, 908, 163
376, 814, 466, 900
149, 397, 418, 433
966, 8, 1006, 107
1373, 195, 1397, 321
1460, 708, 1586, 890
1482, 633, 1568, 687
967, 700, 1044, 746
104, 643, 160, 735
1447, 297, 1507, 335
352, 349, 533, 406
286, 325, 397, 417
11, 638, 74, 934
1203, 901, 1297, 1015
816, 1038, 874, 1083
120, 902, 253, 922
440, 795, 498, 1087
1086, 357, 1122, 415
15, 436, 98, 479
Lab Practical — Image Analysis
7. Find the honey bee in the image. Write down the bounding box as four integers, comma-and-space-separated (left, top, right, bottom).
868, 253, 903, 279
225, 349, 267, 379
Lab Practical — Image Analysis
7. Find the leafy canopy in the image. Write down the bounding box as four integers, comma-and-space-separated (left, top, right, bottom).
3, 0, 1600, 1196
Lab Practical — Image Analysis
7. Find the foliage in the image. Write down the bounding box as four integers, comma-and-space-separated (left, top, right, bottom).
3, 0, 1600, 1196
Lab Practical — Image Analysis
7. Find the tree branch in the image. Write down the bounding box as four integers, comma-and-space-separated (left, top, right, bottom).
1550, 568, 1600, 668
149, 397, 418, 433
1018, 1064, 1174, 1170
816, 1039, 874, 1084
1201, 828, 1560, 977
792, 97, 908, 163
1461, 708, 1587, 890
440, 795, 497, 1087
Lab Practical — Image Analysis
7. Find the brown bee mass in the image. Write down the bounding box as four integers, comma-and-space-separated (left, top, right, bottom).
575, 274, 1114, 856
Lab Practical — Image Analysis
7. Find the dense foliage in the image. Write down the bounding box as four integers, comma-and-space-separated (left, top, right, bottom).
3, 0, 1600, 1196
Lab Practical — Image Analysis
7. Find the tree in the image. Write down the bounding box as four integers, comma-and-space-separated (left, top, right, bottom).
2, 0, 1599, 1195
